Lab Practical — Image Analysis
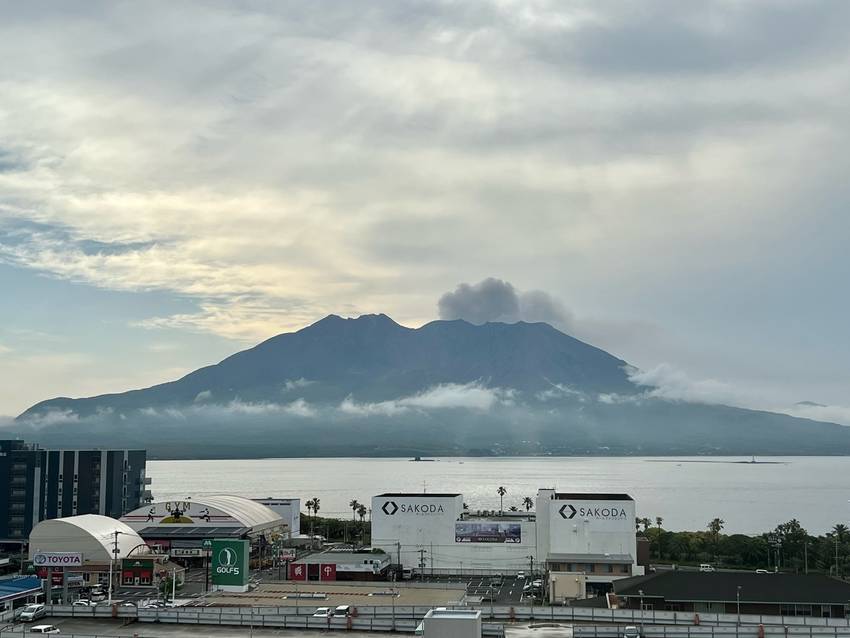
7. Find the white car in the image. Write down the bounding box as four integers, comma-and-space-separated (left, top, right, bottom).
516, 571, 526, 579
333, 605, 352, 617
18, 604, 47, 622
312, 607, 332, 618
623, 626, 641, 638
29, 625, 60, 634
72, 600, 95, 607
699, 564, 715, 572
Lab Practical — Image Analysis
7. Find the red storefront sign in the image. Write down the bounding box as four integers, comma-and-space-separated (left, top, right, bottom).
319, 564, 337, 581
36, 568, 64, 585
289, 563, 306, 580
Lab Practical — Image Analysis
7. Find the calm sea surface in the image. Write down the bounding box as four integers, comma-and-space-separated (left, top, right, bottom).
146, 456, 850, 535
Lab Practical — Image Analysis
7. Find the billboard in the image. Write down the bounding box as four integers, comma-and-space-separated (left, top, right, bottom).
289, 563, 306, 580
320, 564, 337, 581
455, 522, 521, 544
32, 552, 83, 567
211, 539, 249, 589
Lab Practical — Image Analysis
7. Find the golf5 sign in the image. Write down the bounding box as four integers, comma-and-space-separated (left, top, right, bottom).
210, 539, 249, 587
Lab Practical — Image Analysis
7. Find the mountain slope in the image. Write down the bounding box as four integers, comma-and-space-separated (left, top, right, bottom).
14, 314, 850, 457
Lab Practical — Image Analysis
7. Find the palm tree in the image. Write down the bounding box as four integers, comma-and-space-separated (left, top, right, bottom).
635, 517, 642, 533
306, 499, 315, 540
522, 497, 534, 512
306, 497, 321, 544
350, 499, 360, 523
509, 506, 519, 512
641, 517, 652, 533
497, 486, 507, 514
656, 516, 664, 559
833, 524, 849, 541
357, 504, 367, 522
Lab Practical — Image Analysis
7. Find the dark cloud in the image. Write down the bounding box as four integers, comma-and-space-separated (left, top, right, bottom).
438, 278, 574, 331
438, 278, 520, 324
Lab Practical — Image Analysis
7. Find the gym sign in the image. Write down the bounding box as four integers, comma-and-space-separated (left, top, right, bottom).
210, 539, 249, 588
33, 552, 83, 567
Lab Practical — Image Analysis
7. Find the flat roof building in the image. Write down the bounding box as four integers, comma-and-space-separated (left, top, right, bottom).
0, 440, 149, 542
371, 488, 639, 595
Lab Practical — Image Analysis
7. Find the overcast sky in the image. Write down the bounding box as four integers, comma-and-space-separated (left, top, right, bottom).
1, 1, 848, 422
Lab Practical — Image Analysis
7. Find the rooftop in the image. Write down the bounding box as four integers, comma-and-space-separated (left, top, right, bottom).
553, 493, 634, 501
614, 571, 850, 605
376, 493, 461, 498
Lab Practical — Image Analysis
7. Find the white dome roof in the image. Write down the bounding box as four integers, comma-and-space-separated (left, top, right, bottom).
184, 495, 282, 529
29, 514, 147, 563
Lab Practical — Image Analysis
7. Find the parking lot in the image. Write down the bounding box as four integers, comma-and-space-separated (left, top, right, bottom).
465, 575, 526, 604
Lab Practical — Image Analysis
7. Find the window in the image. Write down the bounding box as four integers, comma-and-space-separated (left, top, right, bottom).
607, 564, 615, 573
621, 564, 630, 574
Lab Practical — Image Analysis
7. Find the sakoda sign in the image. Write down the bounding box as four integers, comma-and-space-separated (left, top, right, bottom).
382, 501, 445, 516
559, 503, 628, 520
210, 539, 249, 587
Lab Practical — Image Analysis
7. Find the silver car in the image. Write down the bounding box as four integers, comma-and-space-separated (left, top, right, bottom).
18, 604, 47, 622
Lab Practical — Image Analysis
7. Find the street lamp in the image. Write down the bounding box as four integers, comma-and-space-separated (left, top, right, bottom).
638, 589, 644, 631
736, 585, 741, 625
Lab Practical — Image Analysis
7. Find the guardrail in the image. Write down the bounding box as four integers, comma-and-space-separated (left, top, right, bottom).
40, 604, 850, 630
34, 606, 504, 636
575, 626, 850, 638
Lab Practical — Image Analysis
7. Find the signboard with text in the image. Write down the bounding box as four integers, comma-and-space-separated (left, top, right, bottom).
320, 563, 337, 581
210, 539, 249, 589
455, 522, 521, 543
289, 563, 307, 580
33, 552, 83, 567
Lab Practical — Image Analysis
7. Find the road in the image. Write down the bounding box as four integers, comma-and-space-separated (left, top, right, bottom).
0, 617, 395, 638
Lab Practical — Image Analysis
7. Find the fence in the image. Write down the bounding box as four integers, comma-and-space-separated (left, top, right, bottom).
575, 626, 850, 638
36, 604, 850, 632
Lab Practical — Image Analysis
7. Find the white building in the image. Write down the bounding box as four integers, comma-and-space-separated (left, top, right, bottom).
371, 489, 639, 592
252, 498, 301, 537
417, 608, 482, 638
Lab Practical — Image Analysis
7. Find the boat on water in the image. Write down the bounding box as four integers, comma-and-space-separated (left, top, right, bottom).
409, 456, 436, 462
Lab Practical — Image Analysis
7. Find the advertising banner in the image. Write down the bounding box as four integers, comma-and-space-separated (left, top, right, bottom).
319, 564, 337, 581
455, 521, 521, 543
289, 563, 307, 580
32, 552, 83, 567
211, 539, 249, 588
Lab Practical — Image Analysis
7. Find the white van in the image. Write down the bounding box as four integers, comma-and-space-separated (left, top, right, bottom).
333, 605, 352, 617
29, 625, 60, 634
699, 564, 715, 572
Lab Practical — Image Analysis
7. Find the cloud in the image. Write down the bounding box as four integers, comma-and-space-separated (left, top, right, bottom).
783, 402, 850, 427
194, 390, 212, 403
627, 363, 850, 426
438, 278, 574, 331
628, 363, 753, 406
283, 378, 315, 392
339, 382, 514, 416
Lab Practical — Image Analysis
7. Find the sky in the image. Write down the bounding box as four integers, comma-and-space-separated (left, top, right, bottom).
0, 1, 848, 423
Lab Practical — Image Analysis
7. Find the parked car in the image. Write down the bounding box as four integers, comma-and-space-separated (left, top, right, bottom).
516, 571, 526, 579
89, 590, 106, 602
119, 601, 137, 607
29, 625, 60, 634
72, 600, 95, 607
623, 626, 641, 638
699, 564, 715, 572
333, 605, 352, 617
312, 607, 332, 618
18, 604, 47, 622
755, 569, 770, 574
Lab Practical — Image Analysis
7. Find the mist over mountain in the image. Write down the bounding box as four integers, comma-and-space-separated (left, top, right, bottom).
12, 314, 850, 458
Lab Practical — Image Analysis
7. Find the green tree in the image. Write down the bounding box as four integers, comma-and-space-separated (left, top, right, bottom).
509, 505, 519, 512
523, 497, 534, 512
708, 518, 725, 556
350, 499, 360, 523
497, 486, 507, 514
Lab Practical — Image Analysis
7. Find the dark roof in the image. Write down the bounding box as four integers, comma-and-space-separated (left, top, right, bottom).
375, 493, 461, 498
569, 595, 610, 608
614, 571, 850, 605
554, 493, 633, 501
137, 526, 247, 539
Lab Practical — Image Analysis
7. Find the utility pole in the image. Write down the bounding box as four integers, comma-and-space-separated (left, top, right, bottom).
418, 548, 427, 581
108, 530, 119, 606
836, 535, 840, 577
804, 542, 808, 575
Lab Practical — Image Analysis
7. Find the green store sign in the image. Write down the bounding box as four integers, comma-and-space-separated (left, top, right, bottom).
210, 539, 249, 587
